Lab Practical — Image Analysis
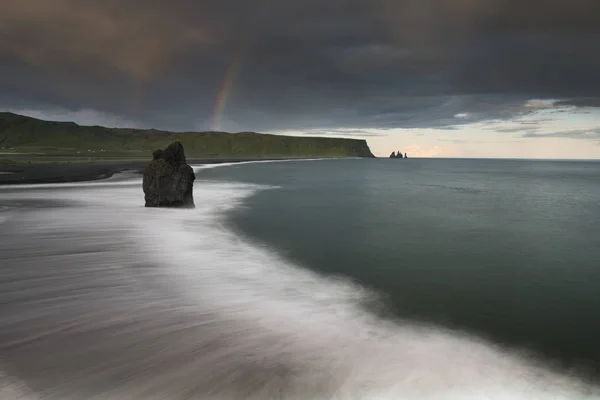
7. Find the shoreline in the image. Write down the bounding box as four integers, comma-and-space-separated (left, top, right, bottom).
0, 157, 342, 185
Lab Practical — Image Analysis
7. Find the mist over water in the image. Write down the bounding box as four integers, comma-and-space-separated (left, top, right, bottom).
0, 161, 599, 399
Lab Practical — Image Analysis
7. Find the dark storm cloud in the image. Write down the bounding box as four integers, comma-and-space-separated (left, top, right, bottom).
1, 0, 600, 132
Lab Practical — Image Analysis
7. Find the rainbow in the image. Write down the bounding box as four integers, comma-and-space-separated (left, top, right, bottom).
209, 0, 272, 131
210, 55, 242, 132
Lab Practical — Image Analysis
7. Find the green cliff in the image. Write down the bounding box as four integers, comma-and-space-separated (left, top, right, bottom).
0, 112, 374, 159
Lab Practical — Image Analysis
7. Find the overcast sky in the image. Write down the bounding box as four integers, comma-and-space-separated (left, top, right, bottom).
1, 0, 600, 158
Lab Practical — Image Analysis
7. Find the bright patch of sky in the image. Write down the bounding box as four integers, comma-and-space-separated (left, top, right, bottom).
274, 100, 600, 159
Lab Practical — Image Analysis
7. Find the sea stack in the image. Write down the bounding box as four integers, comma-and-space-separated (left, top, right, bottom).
143, 141, 196, 208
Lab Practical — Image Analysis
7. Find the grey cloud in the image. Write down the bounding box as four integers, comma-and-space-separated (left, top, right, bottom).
0, 1, 218, 80
522, 129, 600, 139
284, 129, 387, 137
437, 138, 522, 144
1, 0, 600, 132
517, 119, 556, 124
494, 125, 542, 133
554, 98, 600, 108
494, 127, 533, 133
3, 107, 142, 129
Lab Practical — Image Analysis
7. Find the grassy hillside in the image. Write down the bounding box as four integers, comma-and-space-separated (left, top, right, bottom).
0, 112, 374, 159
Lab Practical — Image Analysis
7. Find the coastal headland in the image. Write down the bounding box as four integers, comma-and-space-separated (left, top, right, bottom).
0, 112, 375, 184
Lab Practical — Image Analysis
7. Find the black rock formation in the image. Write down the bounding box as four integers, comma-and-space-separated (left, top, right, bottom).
389, 150, 408, 159
143, 141, 196, 208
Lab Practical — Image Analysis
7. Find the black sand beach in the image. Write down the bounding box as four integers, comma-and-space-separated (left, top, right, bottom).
0, 157, 309, 185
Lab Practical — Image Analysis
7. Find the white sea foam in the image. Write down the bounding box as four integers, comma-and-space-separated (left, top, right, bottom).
0, 367, 39, 400
0, 206, 9, 224
0, 164, 598, 399
191, 157, 335, 171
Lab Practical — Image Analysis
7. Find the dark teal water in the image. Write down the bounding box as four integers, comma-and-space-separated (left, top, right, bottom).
198, 158, 600, 373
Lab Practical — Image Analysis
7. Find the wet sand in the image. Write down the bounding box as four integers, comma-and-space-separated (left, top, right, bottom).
0, 157, 307, 185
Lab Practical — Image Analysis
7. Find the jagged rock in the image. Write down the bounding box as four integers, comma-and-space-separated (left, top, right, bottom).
143, 141, 196, 208
389, 150, 408, 159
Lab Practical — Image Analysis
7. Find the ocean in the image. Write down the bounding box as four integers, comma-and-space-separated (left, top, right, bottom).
0, 158, 599, 399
